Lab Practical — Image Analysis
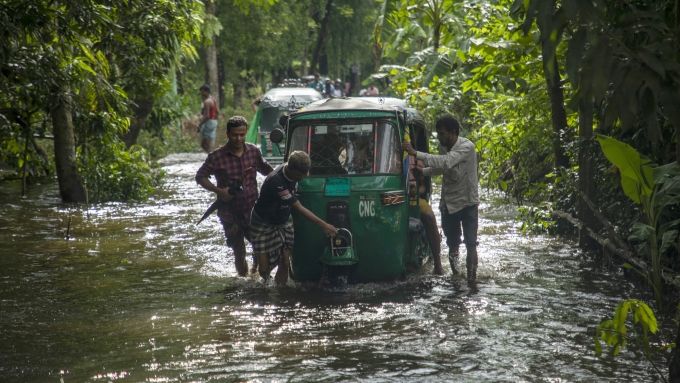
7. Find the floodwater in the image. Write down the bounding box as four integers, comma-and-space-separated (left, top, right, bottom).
0, 152, 665, 382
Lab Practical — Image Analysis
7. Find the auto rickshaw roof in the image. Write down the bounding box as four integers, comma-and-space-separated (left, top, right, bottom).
260, 87, 323, 108
292, 97, 421, 122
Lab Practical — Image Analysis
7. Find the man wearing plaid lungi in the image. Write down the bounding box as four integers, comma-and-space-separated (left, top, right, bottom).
251, 151, 337, 286
196, 116, 274, 276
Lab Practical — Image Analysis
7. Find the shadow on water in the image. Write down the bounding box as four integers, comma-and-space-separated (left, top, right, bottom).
0, 152, 667, 382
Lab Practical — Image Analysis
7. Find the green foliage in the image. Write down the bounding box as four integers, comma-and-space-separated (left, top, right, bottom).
378, 0, 572, 207
517, 203, 556, 234
137, 125, 199, 160
0, 0, 204, 201
382, 0, 466, 58
595, 299, 658, 357
0, 121, 53, 180
470, 88, 554, 204
212, 0, 379, 89
596, 135, 654, 204
381, 58, 466, 121
79, 141, 162, 202
597, 135, 680, 307
326, 0, 383, 79
103, 0, 203, 97
146, 85, 197, 137
517, 0, 680, 165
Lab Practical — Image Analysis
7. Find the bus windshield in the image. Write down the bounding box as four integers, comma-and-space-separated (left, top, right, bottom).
288, 121, 402, 176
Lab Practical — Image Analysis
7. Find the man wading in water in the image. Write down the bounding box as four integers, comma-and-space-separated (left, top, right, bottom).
403, 115, 480, 284
250, 151, 337, 286
196, 116, 273, 276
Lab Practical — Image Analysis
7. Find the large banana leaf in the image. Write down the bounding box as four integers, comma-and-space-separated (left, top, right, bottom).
595, 134, 654, 204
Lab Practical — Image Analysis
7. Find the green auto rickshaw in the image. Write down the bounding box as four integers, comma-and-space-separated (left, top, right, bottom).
246, 87, 323, 165
271, 97, 435, 283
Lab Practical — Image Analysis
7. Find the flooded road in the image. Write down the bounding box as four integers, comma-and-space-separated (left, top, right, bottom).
0, 152, 663, 382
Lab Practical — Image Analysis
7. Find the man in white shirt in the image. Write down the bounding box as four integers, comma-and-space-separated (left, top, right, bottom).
403, 115, 480, 283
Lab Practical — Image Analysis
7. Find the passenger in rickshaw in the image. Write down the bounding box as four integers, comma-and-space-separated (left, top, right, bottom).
401, 118, 443, 274
250, 151, 338, 286
409, 157, 443, 275
309, 126, 347, 175
346, 134, 373, 174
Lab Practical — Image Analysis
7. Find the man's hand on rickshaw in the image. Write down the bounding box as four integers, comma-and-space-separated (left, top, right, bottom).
322, 223, 338, 237
402, 142, 416, 156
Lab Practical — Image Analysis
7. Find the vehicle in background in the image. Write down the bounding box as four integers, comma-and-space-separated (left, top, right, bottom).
246, 87, 323, 164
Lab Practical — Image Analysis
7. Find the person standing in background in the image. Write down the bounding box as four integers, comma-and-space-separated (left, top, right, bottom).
198, 84, 219, 153
365, 84, 379, 96
307, 72, 324, 94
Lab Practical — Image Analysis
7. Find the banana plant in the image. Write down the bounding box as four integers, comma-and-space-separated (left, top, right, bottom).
596, 134, 680, 307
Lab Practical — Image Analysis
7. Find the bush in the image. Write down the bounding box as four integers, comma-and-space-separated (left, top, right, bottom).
79, 141, 163, 202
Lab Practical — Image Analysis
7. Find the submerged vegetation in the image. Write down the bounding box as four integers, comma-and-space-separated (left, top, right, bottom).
1, 0, 679, 380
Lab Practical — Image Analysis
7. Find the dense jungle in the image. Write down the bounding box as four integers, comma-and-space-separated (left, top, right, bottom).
1, 0, 680, 382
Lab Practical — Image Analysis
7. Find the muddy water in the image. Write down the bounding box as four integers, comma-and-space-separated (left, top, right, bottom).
0, 153, 663, 382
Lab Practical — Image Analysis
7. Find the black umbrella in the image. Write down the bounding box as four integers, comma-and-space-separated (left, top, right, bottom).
196, 199, 227, 225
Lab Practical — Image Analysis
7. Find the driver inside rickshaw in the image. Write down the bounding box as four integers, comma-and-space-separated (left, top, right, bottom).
306, 122, 401, 176
346, 134, 373, 174
309, 126, 346, 175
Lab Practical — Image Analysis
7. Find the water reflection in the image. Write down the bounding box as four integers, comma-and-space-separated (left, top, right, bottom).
0, 152, 664, 382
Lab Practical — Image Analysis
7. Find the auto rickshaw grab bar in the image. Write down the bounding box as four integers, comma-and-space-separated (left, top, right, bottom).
330, 228, 353, 257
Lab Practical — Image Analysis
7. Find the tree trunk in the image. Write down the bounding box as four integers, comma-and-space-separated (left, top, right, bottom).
50, 90, 87, 203
537, 7, 570, 170
217, 52, 225, 109
310, 0, 333, 74
319, 54, 328, 76
676, 125, 680, 165
433, 23, 441, 51
233, 81, 243, 109
122, 97, 154, 148
577, 96, 596, 247
541, 49, 570, 169
204, 0, 220, 106
30, 135, 51, 175
677, 0, 680, 167
349, 63, 360, 96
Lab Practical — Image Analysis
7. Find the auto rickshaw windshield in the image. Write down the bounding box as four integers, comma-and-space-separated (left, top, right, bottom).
288, 121, 402, 176
259, 106, 286, 133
